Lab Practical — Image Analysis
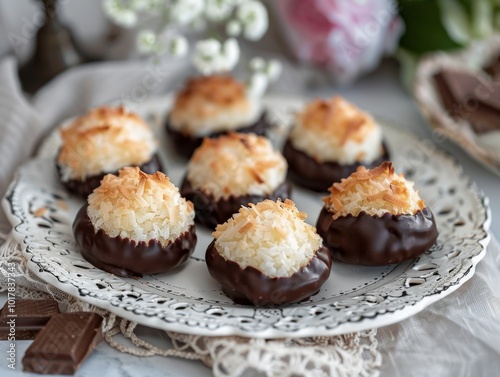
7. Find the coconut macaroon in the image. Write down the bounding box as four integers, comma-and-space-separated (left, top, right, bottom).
316, 162, 438, 266
73, 167, 196, 277
180, 132, 291, 229
57, 106, 163, 198
206, 199, 332, 306
166, 75, 269, 158
283, 96, 389, 192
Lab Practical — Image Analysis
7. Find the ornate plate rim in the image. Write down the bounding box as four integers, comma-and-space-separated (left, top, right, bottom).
2, 95, 492, 338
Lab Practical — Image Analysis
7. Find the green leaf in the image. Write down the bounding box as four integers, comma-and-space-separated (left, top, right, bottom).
470, 0, 493, 37
438, 0, 471, 44
398, 0, 465, 53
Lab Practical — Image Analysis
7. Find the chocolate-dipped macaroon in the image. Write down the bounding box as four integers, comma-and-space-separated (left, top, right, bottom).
56, 106, 163, 198
73, 167, 196, 277
180, 132, 290, 229
166, 75, 269, 158
316, 162, 438, 266
206, 199, 332, 306
283, 96, 389, 192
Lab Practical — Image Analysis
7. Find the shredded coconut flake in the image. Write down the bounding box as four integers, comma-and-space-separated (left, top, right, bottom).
187, 133, 287, 200
213, 199, 323, 278
324, 162, 426, 219
169, 75, 261, 136
289, 96, 383, 164
87, 167, 194, 247
57, 106, 157, 181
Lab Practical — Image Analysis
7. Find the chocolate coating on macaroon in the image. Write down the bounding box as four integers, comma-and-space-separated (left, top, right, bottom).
316, 207, 438, 266
57, 153, 163, 198
180, 178, 291, 229
73, 205, 196, 277
166, 111, 269, 158
283, 140, 390, 192
206, 240, 332, 306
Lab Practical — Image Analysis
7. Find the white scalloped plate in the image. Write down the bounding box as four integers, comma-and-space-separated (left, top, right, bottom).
2, 96, 491, 338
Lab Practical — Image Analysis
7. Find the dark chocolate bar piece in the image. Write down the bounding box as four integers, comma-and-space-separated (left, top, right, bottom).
434, 69, 500, 134
484, 56, 500, 79
23, 312, 103, 375
0, 299, 60, 340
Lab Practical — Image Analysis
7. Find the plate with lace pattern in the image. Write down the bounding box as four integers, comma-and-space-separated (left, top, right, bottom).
2, 96, 491, 338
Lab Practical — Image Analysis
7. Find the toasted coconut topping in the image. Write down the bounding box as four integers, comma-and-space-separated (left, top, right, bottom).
57, 106, 157, 181
289, 96, 383, 164
87, 167, 194, 247
169, 75, 261, 136
213, 199, 323, 278
187, 133, 287, 200
324, 162, 426, 219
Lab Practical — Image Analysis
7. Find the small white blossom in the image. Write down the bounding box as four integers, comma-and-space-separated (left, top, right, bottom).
169, 35, 189, 56
197, 38, 221, 57
265, 59, 282, 81
226, 19, 242, 37
193, 38, 240, 75
103, 0, 138, 27
170, 0, 205, 25
246, 71, 268, 98
205, 0, 234, 21
249, 57, 265, 71
131, 0, 162, 11
236, 0, 268, 40
137, 29, 157, 53
220, 38, 240, 71
193, 38, 222, 75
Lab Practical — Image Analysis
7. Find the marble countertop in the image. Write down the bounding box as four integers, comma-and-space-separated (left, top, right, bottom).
0, 60, 498, 377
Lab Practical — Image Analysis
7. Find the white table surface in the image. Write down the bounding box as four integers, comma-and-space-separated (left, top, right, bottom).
0, 60, 498, 377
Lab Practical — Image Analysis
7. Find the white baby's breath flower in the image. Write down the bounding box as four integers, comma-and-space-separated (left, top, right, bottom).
193, 38, 222, 75
103, 0, 138, 27
205, 0, 235, 21
236, 0, 268, 40
169, 35, 189, 56
265, 59, 282, 81
170, 0, 205, 25
131, 0, 162, 11
249, 58, 282, 82
249, 57, 265, 71
193, 38, 240, 75
197, 38, 221, 57
220, 38, 240, 71
246, 71, 268, 98
137, 29, 157, 53
226, 19, 242, 36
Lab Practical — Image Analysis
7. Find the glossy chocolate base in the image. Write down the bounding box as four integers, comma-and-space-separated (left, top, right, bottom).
316, 207, 438, 266
57, 153, 164, 199
180, 178, 291, 229
206, 240, 332, 306
283, 140, 390, 192
165, 111, 270, 158
73, 205, 196, 277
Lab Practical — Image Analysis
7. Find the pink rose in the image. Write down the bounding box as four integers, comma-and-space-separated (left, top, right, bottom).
275, 0, 403, 83
286, 0, 332, 37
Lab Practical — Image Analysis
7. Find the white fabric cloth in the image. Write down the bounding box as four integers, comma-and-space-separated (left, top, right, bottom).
0, 55, 499, 377
378, 239, 500, 376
